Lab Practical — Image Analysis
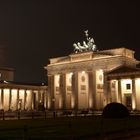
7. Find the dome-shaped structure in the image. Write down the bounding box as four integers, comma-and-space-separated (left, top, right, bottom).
102, 102, 129, 118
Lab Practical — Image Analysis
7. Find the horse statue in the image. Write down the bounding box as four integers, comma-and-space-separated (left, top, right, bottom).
73, 30, 97, 53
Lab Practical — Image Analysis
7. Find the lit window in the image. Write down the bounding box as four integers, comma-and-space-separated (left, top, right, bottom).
126, 84, 131, 90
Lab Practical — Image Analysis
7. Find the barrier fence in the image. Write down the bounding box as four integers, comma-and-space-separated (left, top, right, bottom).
0, 110, 139, 120
0, 110, 102, 120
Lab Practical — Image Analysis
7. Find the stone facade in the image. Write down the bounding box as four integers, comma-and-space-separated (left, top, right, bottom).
45, 48, 140, 111
0, 82, 47, 111
0, 68, 47, 111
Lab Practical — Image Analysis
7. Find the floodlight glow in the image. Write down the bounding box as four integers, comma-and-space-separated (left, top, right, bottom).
82, 71, 85, 74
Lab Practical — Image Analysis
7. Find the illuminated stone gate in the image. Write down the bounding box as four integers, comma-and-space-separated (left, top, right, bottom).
45, 46, 140, 111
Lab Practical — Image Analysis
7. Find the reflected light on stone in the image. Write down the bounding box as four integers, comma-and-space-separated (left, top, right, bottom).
26, 90, 30, 94
136, 79, 140, 84
11, 89, 17, 93
0, 89, 2, 109
59, 97, 63, 109
69, 72, 73, 77
89, 99, 93, 108
99, 69, 103, 73
3, 89, 10, 111
48, 98, 51, 109
132, 100, 136, 110
82, 71, 85, 74
71, 97, 75, 109
55, 75, 60, 87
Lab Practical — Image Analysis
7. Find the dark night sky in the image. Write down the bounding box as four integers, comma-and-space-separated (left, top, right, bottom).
0, 0, 139, 83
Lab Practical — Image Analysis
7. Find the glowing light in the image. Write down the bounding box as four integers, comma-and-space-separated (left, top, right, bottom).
4, 80, 8, 83
48, 101, 51, 109
55, 75, 60, 87
59, 97, 63, 109
26, 90, 31, 94
136, 79, 140, 84
71, 97, 75, 109
132, 100, 136, 110
89, 99, 93, 108
82, 71, 85, 74
69, 72, 73, 77
10, 89, 18, 111
3, 89, 10, 111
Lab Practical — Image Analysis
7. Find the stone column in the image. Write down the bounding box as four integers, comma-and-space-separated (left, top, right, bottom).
45, 90, 48, 109
29, 90, 32, 110
24, 90, 27, 110
48, 75, 55, 110
107, 80, 111, 104
42, 91, 45, 107
16, 89, 19, 110
47, 75, 51, 110
104, 75, 110, 105
0, 88, 2, 109
88, 71, 94, 110
9, 89, 12, 110
118, 79, 122, 103
72, 72, 78, 111
44, 90, 47, 109
31, 90, 34, 110
1, 88, 4, 110
132, 78, 136, 110
60, 74, 66, 110
52, 75, 55, 110
32, 91, 36, 110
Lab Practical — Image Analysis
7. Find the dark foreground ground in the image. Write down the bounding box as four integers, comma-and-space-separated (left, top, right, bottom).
1, 116, 140, 140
